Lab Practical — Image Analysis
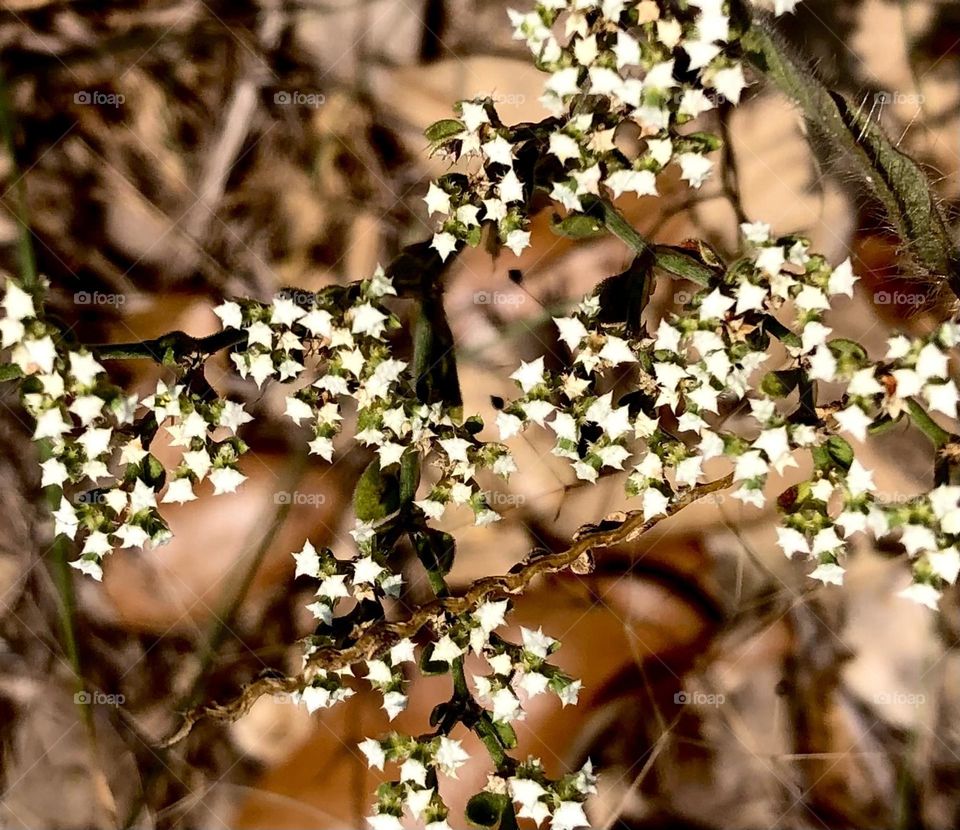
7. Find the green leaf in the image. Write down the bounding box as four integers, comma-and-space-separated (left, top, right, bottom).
761, 369, 801, 398
354, 458, 400, 522
425, 118, 465, 144
413, 294, 462, 410
596, 254, 654, 334
0, 362, 23, 382
412, 527, 456, 576
465, 792, 509, 829
493, 720, 518, 749
825, 435, 854, 471
139, 454, 167, 488
827, 338, 868, 364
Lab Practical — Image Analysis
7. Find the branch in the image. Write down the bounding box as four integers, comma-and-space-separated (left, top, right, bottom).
91, 328, 248, 362
161, 473, 733, 746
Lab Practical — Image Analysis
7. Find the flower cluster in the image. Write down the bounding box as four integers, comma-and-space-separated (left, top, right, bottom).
426, 0, 801, 261
499, 220, 960, 604
218, 268, 514, 529
2, 277, 253, 580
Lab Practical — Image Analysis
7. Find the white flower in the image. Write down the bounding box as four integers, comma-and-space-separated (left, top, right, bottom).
367, 814, 403, 830
70, 557, 103, 581
678, 152, 713, 188
351, 303, 389, 339
353, 556, 384, 586
300, 308, 333, 338
916, 343, 949, 382
928, 547, 960, 584
431, 232, 458, 261
284, 396, 313, 425
460, 101, 489, 132
219, 400, 253, 432
827, 258, 857, 297
807, 346, 837, 382
711, 64, 747, 103
897, 582, 940, 610
741, 221, 771, 243
313, 571, 348, 603
518, 670, 549, 698
554, 316, 588, 351
498, 170, 525, 203
382, 690, 407, 720
400, 758, 428, 787
810, 562, 845, 585
497, 412, 524, 440
545, 67, 580, 99
358, 738, 386, 770
834, 405, 872, 442
584, 392, 631, 439
521, 626, 556, 659
925, 382, 959, 417
776, 526, 809, 556
209, 466, 246, 495
424, 182, 451, 215
510, 357, 545, 393
435, 736, 470, 776
642, 488, 670, 520
604, 169, 657, 198
846, 460, 875, 496
490, 686, 523, 722
432, 634, 464, 664
551, 800, 589, 830
699, 288, 735, 321
598, 336, 635, 366
483, 135, 515, 167
162, 478, 197, 504
405, 787, 434, 820
504, 229, 531, 256
377, 442, 406, 468
2, 281, 35, 320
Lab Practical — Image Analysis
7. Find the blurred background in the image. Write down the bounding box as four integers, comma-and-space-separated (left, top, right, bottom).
2, 0, 960, 827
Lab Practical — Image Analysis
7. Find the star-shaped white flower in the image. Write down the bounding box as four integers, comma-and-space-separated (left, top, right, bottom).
210, 466, 247, 495
510, 357, 544, 393
432, 634, 464, 664
352, 556, 384, 586
424, 182, 451, 215
431, 232, 458, 261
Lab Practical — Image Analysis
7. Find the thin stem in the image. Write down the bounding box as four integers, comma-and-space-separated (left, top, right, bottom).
907, 398, 951, 448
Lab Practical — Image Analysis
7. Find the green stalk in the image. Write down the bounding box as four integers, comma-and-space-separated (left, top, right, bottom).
741, 10, 960, 295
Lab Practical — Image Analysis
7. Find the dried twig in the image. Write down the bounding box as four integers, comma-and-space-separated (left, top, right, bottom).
162, 473, 734, 746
